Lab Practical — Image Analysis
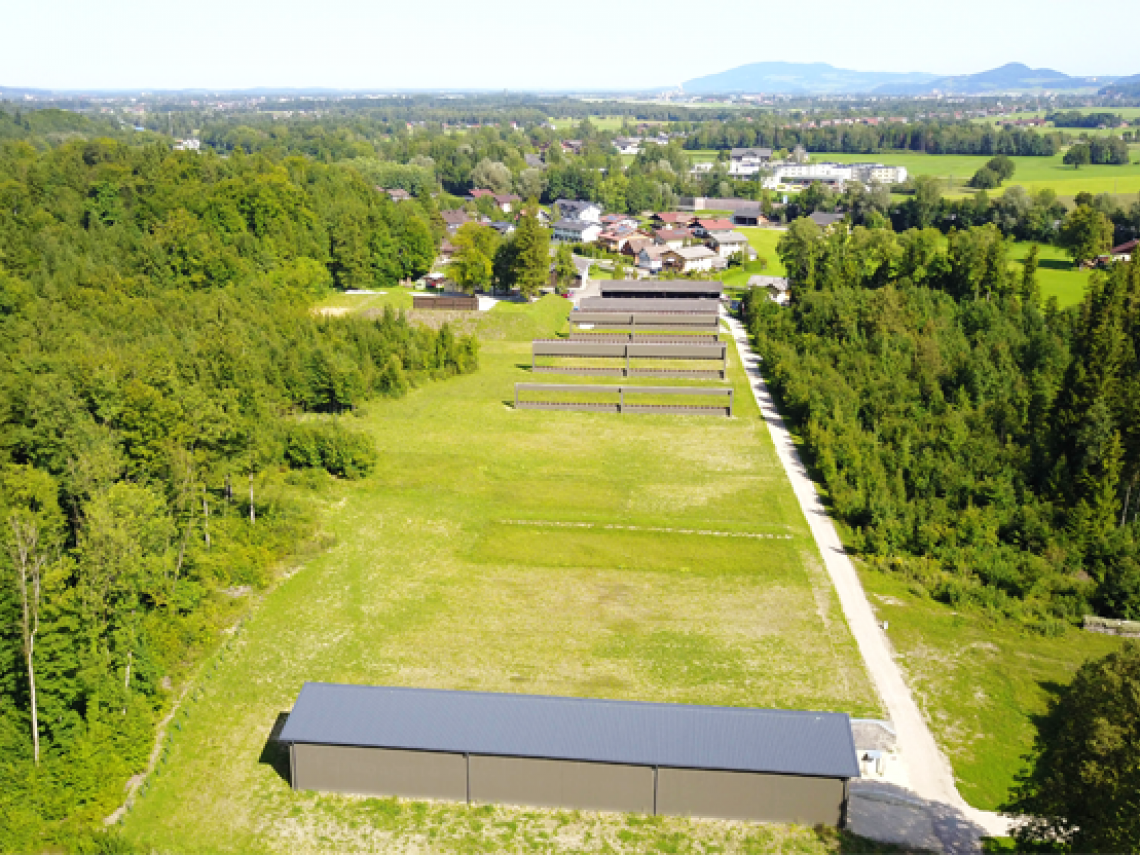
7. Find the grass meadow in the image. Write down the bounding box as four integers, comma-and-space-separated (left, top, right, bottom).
121, 297, 885, 854
821, 150, 1140, 200
858, 567, 1125, 811
1008, 241, 1090, 307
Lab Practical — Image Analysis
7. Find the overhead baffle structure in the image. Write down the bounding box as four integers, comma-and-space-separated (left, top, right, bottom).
514, 383, 733, 416
569, 332, 720, 344
577, 297, 721, 314
599, 280, 725, 300
571, 312, 721, 333
531, 339, 728, 379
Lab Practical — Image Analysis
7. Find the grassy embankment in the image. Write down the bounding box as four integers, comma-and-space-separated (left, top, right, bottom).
122, 296, 886, 854
858, 568, 1124, 811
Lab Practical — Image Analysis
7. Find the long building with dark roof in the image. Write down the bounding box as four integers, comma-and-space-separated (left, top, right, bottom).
600, 280, 724, 300
277, 683, 859, 825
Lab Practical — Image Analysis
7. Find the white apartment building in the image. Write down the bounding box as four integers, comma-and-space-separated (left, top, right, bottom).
762, 162, 908, 190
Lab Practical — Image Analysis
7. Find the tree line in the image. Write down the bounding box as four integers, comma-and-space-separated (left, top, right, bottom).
683, 118, 1059, 156
744, 221, 1140, 629
0, 136, 477, 851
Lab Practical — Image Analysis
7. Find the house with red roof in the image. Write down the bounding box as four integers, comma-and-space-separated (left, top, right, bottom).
691, 218, 735, 238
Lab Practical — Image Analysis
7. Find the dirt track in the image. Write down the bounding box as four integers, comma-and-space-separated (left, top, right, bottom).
725, 313, 1013, 852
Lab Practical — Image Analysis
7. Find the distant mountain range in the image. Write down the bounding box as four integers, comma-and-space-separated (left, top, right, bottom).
683, 62, 1126, 95
682, 62, 938, 95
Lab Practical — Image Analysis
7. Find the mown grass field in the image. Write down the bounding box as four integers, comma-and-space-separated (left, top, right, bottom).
121, 297, 883, 854
858, 567, 1125, 811
1008, 241, 1090, 307
822, 150, 1140, 200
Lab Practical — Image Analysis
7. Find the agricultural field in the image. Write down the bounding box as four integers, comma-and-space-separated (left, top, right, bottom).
972, 107, 1140, 135
549, 116, 629, 132
822, 150, 1140, 200
121, 297, 883, 854
859, 567, 1125, 811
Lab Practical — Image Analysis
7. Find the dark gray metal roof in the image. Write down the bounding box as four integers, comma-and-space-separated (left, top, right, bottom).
278, 683, 859, 779
579, 297, 721, 314
600, 280, 724, 297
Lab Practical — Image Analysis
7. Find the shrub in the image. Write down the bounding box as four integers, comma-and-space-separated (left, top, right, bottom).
284, 422, 378, 479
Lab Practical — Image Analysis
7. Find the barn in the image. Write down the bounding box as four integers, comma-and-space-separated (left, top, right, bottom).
277, 683, 858, 827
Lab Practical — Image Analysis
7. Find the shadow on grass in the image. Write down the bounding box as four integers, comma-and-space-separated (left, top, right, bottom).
259, 712, 292, 785
1035, 258, 1076, 272
514, 364, 534, 372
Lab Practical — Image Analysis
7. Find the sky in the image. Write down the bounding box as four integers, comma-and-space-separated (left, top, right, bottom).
3, 0, 1136, 92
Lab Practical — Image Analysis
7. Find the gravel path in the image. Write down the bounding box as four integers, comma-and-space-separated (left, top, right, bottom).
725, 314, 1013, 851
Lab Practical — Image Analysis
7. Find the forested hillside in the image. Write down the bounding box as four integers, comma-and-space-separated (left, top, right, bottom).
0, 137, 476, 850
745, 224, 1140, 627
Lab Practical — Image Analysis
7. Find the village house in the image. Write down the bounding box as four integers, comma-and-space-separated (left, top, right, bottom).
707, 230, 753, 259
598, 225, 640, 253
732, 205, 771, 227
555, 199, 602, 223
653, 228, 692, 250
623, 236, 654, 259
380, 188, 412, 202
728, 147, 774, 177
750, 275, 790, 304
440, 210, 470, 234
662, 245, 721, 273
690, 218, 735, 238
637, 244, 668, 273
651, 212, 692, 229
600, 213, 639, 230
1111, 239, 1138, 262
553, 218, 602, 244
524, 153, 545, 169
808, 211, 847, 231
612, 136, 642, 155
468, 189, 521, 213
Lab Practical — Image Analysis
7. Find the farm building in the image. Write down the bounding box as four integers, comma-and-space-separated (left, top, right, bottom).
278, 683, 858, 826
600, 280, 724, 300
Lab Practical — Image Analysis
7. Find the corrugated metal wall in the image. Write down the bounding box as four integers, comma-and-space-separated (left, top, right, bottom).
656, 767, 846, 826
291, 744, 467, 800
469, 756, 655, 814
290, 746, 847, 826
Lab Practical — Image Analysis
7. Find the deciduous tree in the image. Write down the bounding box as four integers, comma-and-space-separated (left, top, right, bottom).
1005, 642, 1140, 854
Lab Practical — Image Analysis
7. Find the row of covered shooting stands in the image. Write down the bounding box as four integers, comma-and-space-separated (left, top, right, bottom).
518, 284, 733, 416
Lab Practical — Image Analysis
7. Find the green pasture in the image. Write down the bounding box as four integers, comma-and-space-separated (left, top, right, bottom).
548, 116, 628, 132
1008, 241, 1090, 307
821, 150, 1140, 199
121, 296, 883, 853
737, 227, 787, 274
859, 567, 1125, 811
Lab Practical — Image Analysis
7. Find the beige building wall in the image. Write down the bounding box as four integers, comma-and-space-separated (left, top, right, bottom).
469, 756, 655, 814
656, 767, 846, 826
291, 744, 467, 801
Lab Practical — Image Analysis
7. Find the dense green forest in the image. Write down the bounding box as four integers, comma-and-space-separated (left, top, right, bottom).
0, 136, 477, 850
745, 222, 1140, 627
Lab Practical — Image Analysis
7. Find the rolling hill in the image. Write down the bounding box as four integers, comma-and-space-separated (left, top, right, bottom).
682, 62, 937, 95
682, 61, 1122, 96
